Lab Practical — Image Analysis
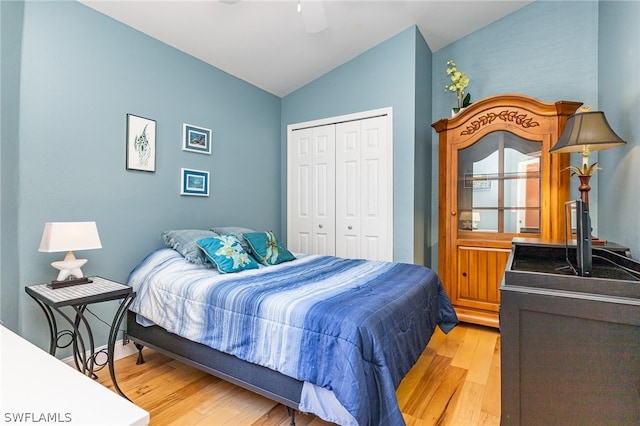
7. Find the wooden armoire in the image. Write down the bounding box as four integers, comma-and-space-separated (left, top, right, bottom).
432, 94, 581, 327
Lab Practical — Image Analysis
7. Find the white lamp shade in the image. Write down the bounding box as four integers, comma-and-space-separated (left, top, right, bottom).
38, 222, 102, 253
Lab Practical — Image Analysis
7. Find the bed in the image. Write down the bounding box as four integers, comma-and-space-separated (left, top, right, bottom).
125, 229, 458, 425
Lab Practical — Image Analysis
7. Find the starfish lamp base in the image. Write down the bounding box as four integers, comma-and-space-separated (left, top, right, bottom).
51, 251, 88, 281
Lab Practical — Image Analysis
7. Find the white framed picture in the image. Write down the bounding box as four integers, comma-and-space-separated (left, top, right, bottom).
182, 123, 212, 155
180, 168, 210, 196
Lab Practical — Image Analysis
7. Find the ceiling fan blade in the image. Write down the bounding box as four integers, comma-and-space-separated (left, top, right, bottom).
301, 0, 327, 33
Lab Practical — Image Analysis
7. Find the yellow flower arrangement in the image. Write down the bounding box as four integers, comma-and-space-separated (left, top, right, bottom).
445, 60, 471, 110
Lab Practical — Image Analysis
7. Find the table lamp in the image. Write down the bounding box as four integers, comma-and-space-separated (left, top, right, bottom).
549, 109, 626, 212
38, 221, 102, 284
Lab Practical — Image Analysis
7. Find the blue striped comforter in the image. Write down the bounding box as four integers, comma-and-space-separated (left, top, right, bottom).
128, 248, 458, 425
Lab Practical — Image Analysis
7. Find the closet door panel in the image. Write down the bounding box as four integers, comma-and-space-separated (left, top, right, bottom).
363, 236, 381, 261
311, 125, 335, 255
296, 233, 311, 254
342, 235, 359, 259
288, 128, 313, 253
314, 163, 330, 220
360, 116, 391, 261
288, 125, 335, 255
312, 159, 332, 255
335, 121, 361, 258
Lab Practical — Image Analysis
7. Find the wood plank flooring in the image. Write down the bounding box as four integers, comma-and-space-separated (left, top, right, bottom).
96, 323, 500, 425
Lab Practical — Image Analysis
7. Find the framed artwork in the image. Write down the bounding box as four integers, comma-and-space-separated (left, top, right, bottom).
182, 123, 212, 154
464, 173, 491, 190
126, 114, 156, 172
180, 168, 210, 196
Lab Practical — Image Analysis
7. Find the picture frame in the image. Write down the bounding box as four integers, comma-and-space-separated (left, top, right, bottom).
180, 168, 210, 196
464, 173, 491, 190
182, 123, 212, 154
126, 114, 156, 172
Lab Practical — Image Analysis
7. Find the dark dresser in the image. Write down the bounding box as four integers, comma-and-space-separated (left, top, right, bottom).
500, 238, 640, 425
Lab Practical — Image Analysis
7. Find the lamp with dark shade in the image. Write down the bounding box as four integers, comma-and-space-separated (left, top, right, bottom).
550, 110, 626, 211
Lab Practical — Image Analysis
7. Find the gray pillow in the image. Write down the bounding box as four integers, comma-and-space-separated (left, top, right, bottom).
161, 229, 219, 264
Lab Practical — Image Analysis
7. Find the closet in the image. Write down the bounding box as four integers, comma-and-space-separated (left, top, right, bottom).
432, 94, 581, 327
287, 109, 393, 261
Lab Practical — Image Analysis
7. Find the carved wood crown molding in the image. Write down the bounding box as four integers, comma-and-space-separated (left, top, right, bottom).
460, 110, 540, 136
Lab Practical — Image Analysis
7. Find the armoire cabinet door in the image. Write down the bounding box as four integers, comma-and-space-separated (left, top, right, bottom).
287, 124, 335, 255
456, 245, 512, 313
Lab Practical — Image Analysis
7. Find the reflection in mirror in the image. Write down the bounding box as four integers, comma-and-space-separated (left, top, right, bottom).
458, 131, 541, 234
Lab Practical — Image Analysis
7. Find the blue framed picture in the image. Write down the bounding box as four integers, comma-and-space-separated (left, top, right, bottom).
180, 168, 210, 196
182, 123, 212, 154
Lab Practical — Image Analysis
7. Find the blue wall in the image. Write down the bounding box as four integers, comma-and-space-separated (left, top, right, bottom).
281, 26, 430, 264
3, 0, 282, 348
429, 0, 604, 267
432, 1, 598, 116
0, 0, 24, 331
597, 0, 640, 257
414, 29, 434, 266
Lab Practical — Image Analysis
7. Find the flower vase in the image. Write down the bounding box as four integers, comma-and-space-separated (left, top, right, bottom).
451, 91, 465, 116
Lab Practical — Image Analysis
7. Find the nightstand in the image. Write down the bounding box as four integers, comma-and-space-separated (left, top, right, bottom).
25, 276, 135, 400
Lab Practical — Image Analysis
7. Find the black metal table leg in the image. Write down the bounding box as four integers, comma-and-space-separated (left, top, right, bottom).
108, 292, 136, 400
53, 305, 92, 376
28, 296, 58, 355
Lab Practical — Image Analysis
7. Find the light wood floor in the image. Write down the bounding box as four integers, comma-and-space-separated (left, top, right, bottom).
97, 323, 501, 425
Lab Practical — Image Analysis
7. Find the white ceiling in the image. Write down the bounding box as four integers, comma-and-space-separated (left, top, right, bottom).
79, 0, 533, 97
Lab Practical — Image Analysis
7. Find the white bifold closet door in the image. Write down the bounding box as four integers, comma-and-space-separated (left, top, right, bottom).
335, 116, 391, 261
288, 124, 336, 255
287, 112, 392, 261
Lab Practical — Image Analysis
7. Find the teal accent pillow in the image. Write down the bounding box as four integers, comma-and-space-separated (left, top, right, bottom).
197, 236, 259, 273
244, 231, 295, 266
210, 226, 256, 254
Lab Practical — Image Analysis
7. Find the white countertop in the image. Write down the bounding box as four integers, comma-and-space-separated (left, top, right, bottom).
0, 326, 149, 426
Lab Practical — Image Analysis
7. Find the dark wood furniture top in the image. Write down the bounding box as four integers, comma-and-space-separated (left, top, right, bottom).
500, 239, 639, 425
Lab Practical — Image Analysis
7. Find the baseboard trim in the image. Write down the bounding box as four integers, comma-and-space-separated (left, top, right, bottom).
61, 339, 138, 368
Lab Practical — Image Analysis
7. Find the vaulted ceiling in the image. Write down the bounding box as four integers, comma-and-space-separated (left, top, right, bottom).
79, 0, 533, 97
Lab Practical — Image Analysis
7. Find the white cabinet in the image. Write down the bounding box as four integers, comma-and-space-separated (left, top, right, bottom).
287, 110, 392, 261
1, 326, 149, 426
